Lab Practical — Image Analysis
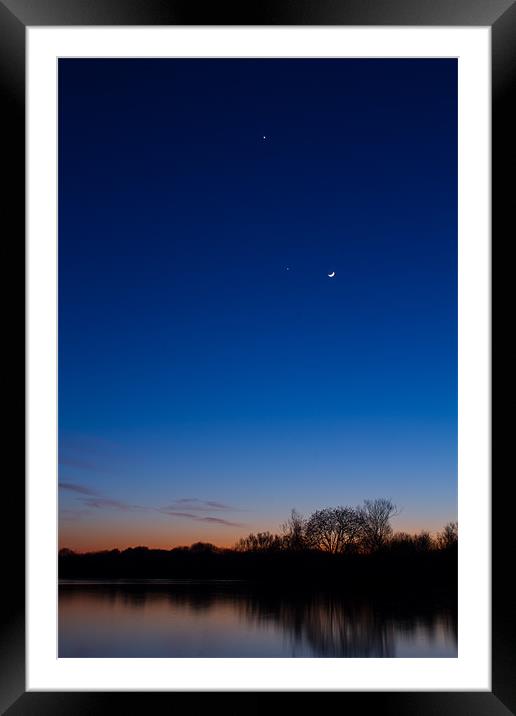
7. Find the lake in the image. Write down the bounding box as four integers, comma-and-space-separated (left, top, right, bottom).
59, 580, 457, 658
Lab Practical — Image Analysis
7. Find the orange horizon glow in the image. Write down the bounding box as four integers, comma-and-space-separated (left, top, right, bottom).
59, 517, 455, 554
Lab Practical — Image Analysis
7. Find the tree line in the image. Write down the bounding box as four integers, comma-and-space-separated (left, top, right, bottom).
234, 498, 458, 555
59, 498, 457, 587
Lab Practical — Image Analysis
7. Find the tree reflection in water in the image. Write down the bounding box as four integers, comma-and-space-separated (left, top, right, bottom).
59, 582, 457, 658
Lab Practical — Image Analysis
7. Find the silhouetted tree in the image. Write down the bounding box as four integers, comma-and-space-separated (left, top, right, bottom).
305, 509, 338, 552
234, 536, 250, 552
389, 531, 436, 553
305, 507, 361, 554
436, 522, 458, 550
189, 542, 218, 553
389, 532, 415, 554
413, 531, 433, 552
281, 509, 307, 551
235, 531, 282, 552
335, 506, 363, 553
356, 498, 398, 552
58, 499, 458, 588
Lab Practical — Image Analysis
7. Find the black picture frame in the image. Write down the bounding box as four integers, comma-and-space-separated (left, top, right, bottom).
1, 0, 511, 712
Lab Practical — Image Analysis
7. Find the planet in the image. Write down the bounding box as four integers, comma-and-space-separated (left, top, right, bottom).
328, 271, 335, 278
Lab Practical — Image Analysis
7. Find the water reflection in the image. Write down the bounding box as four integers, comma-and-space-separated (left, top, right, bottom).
59, 582, 457, 658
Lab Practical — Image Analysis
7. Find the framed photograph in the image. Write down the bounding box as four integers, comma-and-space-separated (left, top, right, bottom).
2, 0, 511, 712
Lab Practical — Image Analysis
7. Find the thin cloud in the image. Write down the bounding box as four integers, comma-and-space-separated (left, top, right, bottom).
158, 509, 243, 527
198, 516, 244, 527
205, 500, 236, 510
79, 497, 147, 512
60, 486, 245, 527
165, 498, 238, 512
60, 483, 146, 512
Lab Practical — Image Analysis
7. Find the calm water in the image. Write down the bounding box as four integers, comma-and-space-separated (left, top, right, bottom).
59, 581, 457, 657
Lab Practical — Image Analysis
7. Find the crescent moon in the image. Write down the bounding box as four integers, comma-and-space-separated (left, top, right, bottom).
328, 271, 335, 278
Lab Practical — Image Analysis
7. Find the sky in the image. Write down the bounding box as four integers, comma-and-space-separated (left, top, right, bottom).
58, 58, 457, 551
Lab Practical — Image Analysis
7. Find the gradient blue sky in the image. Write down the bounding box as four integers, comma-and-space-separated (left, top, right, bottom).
58, 58, 457, 551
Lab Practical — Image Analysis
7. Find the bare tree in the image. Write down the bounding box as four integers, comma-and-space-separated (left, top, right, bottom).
413, 531, 433, 552
356, 498, 398, 552
436, 521, 458, 550
234, 531, 282, 552
281, 509, 306, 551
334, 506, 363, 553
390, 531, 434, 553
305, 509, 338, 553
305, 507, 361, 554
389, 531, 414, 553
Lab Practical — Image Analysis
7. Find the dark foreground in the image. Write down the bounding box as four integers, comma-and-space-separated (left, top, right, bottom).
59, 546, 457, 588
59, 549, 457, 657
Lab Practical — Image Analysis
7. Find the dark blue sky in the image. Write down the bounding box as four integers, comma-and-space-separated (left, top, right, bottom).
58, 59, 457, 550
